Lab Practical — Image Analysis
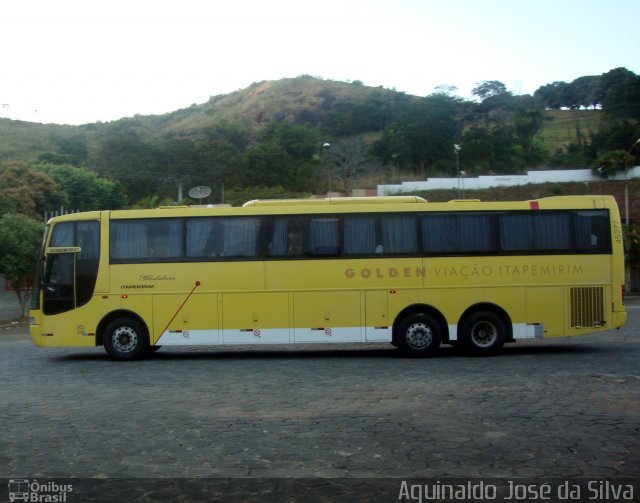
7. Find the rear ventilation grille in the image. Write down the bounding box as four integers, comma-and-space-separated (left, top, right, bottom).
570, 287, 605, 328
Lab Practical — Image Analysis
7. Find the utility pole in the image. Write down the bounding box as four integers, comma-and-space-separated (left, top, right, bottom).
323, 142, 331, 196
454, 144, 462, 198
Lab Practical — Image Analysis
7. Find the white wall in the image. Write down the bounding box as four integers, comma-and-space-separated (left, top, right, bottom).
378, 167, 640, 196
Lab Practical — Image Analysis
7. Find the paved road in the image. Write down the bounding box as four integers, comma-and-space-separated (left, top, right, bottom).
1, 304, 639, 501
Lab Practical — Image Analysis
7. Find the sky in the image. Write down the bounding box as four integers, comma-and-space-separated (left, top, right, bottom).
1, 0, 638, 125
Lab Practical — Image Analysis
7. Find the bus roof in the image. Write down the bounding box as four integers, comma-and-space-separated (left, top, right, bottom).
44, 195, 620, 224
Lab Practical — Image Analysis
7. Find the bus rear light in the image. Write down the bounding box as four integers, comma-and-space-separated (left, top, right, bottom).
622, 285, 625, 302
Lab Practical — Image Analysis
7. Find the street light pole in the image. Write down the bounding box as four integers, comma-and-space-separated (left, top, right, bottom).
323, 142, 331, 196
454, 144, 461, 198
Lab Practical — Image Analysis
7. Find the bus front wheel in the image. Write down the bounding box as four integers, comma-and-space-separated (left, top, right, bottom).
459, 311, 507, 354
103, 317, 149, 361
396, 313, 441, 357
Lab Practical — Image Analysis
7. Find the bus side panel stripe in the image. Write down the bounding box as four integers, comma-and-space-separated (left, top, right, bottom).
156, 327, 396, 345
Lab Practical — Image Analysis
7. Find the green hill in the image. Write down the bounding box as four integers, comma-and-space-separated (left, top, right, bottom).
0, 74, 622, 203
157, 76, 409, 133
0, 75, 606, 166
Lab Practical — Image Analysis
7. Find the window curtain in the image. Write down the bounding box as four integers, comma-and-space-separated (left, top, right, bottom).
457, 215, 494, 252
186, 219, 215, 257
269, 219, 289, 255
421, 215, 456, 253
382, 215, 417, 253
163, 220, 183, 257
533, 214, 570, 250
499, 214, 532, 251
111, 222, 147, 259
344, 217, 376, 254
76, 222, 99, 259
223, 218, 260, 257
310, 219, 339, 254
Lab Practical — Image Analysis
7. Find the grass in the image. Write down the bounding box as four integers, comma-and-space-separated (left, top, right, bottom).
537, 109, 604, 152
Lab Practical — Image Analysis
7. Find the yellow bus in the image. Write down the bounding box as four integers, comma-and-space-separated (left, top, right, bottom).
29, 195, 626, 360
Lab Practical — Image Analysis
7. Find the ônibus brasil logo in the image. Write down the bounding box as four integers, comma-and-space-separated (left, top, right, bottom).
8, 479, 72, 502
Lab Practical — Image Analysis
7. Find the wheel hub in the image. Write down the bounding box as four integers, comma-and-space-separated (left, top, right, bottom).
406, 322, 433, 350
471, 322, 497, 347
113, 326, 138, 353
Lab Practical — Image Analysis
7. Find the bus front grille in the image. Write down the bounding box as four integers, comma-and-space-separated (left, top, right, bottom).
570, 287, 605, 328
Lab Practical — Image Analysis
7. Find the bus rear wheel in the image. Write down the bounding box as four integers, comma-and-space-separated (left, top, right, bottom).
396, 313, 441, 357
459, 311, 507, 355
103, 317, 149, 360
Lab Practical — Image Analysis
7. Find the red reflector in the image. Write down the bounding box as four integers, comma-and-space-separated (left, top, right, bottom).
530, 201, 540, 210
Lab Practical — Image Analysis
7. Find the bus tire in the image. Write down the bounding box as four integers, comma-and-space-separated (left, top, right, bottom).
103, 317, 149, 361
396, 313, 441, 357
459, 311, 507, 355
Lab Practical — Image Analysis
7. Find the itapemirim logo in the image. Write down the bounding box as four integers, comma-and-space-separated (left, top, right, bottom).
7, 479, 72, 502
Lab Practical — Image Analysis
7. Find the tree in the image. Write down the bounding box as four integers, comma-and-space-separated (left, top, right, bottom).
324, 137, 383, 194
472, 81, 510, 101
534, 81, 569, 109
433, 84, 458, 95
54, 134, 88, 165
510, 95, 547, 161
244, 123, 320, 191
0, 213, 44, 315
37, 163, 127, 210
461, 126, 513, 172
196, 121, 251, 194
570, 75, 602, 109
0, 163, 66, 219
534, 68, 640, 113
323, 95, 405, 136
93, 129, 163, 202
601, 68, 640, 119
373, 94, 462, 175
592, 150, 635, 178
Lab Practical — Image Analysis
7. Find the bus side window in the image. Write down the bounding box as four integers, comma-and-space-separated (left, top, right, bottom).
268, 218, 306, 257
222, 218, 260, 257
268, 219, 286, 255
382, 215, 418, 254
575, 211, 610, 251
344, 216, 377, 255
309, 218, 340, 256
288, 230, 304, 255
111, 221, 148, 260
